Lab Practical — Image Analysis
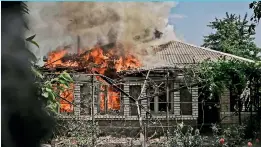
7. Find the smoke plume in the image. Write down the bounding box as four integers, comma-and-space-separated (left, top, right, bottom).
26, 2, 179, 64
2, 2, 54, 147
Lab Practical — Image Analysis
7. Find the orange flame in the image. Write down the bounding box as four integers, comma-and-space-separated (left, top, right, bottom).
46, 49, 78, 68
108, 86, 120, 110
52, 83, 74, 113
99, 85, 121, 112
45, 45, 141, 112
59, 83, 75, 112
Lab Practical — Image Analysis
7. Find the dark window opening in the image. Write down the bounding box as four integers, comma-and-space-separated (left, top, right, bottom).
129, 85, 141, 116
230, 87, 238, 112
180, 85, 192, 115
159, 94, 167, 112
198, 84, 220, 128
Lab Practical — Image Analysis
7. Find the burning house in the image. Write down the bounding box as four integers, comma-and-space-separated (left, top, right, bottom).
41, 39, 255, 136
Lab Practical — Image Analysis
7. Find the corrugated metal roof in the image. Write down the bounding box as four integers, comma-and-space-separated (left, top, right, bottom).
133, 40, 254, 71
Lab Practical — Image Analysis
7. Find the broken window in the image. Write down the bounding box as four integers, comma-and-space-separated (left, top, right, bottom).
129, 85, 141, 116
180, 85, 192, 115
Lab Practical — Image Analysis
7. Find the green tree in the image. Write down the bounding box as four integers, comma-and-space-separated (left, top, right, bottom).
188, 58, 261, 137
202, 12, 260, 59
249, 1, 261, 32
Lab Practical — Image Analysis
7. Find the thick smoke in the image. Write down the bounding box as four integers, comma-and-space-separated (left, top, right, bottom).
2, 2, 54, 147
26, 2, 179, 64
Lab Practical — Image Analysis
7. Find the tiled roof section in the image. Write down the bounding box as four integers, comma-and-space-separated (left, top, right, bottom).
152, 41, 254, 65
154, 41, 223, 65
127, 41, 254, 72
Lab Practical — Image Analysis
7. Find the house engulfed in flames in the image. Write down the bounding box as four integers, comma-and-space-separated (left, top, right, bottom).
42, 40, 254, 136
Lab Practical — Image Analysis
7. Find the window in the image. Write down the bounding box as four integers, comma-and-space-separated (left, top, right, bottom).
80, 83, 91, 115
99, 85, 123, 115
158, 93, 167, 112
180, 85, 192, 115
59, 83, 75, 114
149, 94, 169, 114
147, 84, 171, 115
129, 85, 141, 116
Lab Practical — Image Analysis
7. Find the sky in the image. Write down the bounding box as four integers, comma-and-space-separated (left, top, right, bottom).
169, 2, 261, 47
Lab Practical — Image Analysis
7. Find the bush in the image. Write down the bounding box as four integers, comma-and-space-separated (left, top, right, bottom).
52, 116, 100, 146
167, 122, 204, 147
244, 114, 261, 139
166, 122, 261, 147
210, 124, 246, 146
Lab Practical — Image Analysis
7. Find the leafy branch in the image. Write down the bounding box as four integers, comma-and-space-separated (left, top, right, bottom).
26, 34, 39, 48
32, 67, 74, 114
186, 58, 261, 114
249, 1, 261, 32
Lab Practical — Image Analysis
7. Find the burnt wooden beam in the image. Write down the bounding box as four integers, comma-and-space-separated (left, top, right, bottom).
42, 49, 92, 68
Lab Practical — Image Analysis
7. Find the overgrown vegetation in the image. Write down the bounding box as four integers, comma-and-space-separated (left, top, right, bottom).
175, 3, 261, 143
33, 68, 74, 114
188, 58, 261, 97
185, 58, 261, 139
202, 12, 260, 59
166, 122, 204, 147
210, 124, 246, 146
166, 123, 260, 147
52, 118, 100, 146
